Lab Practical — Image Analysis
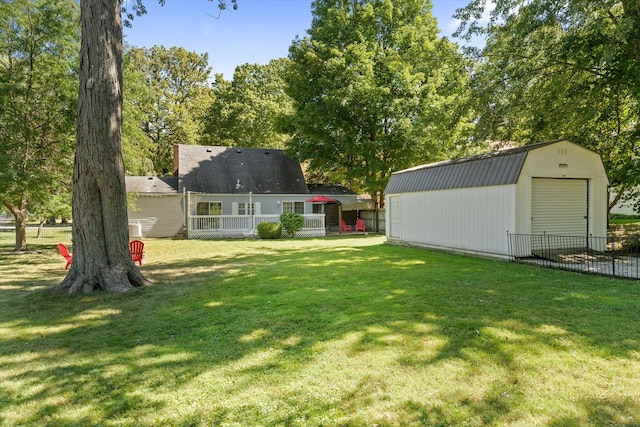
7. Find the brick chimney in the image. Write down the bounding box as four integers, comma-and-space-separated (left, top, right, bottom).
173, 144, 179, 177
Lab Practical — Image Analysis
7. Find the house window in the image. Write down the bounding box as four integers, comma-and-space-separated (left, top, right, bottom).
196, 201, 222, 215
282, 201, 304, 214
238, 202, 255, 215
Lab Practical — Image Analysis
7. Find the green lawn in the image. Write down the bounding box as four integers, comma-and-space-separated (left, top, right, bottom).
610, 218, 640, 225
1, 236, 640, 426
0, 225, 72, 247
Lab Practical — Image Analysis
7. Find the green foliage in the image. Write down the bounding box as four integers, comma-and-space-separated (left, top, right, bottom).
279, 212, 304, 237
123, 46, 214, 175
0, 0, 79, 249
257, 221, 282, 239
609, 213, 640, 227
122, 47, 156, 176
286, 0, 473, 206
455, 0, 640, 207
202, 59, 293, 149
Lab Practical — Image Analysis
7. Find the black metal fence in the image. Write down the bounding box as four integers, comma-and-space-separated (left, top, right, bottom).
507, 233, 640, 279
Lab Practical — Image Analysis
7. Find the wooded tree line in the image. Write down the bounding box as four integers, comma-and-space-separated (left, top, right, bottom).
2, 0, 639, 254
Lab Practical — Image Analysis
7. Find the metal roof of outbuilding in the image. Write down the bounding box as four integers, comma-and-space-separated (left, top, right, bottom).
385, 139, 564, 194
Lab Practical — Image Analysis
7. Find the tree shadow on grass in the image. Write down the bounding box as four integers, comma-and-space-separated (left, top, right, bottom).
1, 239, 640, 425
548, 397, 640, 427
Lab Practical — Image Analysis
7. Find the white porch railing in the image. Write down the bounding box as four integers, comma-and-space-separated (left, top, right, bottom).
188, 214, 326, 239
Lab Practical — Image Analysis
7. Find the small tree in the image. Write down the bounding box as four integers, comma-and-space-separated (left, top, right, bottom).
280, 212, 304, 238
0, 0, 79, 251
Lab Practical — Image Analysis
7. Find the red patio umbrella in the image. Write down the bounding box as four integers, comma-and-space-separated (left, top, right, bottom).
305, 195, 338, 203
306, 195, 342, 230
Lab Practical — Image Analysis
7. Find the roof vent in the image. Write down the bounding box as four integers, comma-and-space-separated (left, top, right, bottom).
206, 148, 212, 152
264, 150, 270, 155
236, 148, 243, 153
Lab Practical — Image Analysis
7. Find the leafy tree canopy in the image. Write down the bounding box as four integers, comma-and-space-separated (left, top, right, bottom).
124, 45, 214, 175
286, 0, 472, 207
455, 0, 640, 209
122, 45, 156, 176
202, 59, 293, 148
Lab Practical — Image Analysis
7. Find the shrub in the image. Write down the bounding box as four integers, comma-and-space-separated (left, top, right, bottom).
280, 212, 304, 237
620, 235, 640, 254
257, 222, 282, 239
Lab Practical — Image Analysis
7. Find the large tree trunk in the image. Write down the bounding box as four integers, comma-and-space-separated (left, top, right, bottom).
59, 0, 150, 293
3, 200, 28, 251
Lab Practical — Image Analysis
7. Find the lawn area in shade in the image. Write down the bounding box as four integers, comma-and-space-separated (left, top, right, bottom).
1, 235, 639, 426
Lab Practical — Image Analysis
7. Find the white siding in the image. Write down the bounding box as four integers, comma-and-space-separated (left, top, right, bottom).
517, 140, 608, 238
392, 185, 516, 256
128, 194, 184, 238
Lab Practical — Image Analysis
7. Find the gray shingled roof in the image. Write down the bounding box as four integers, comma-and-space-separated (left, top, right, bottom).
178, 145, 309, 194
125, 176, 178, 193
385, 139, 564, 194
308, 183, 357, 195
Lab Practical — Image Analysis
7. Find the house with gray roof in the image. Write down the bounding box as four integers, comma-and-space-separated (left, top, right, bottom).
126, 145, 373, 238
385, 139, 609, 257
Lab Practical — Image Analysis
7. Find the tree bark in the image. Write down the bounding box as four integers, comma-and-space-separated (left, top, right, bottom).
3, 200, 28, 251
36, 218, 45, 239
58, 0, 151, 293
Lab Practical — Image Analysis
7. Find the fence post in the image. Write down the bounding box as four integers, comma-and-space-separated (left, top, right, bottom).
611, 234, 616, 278
506, 231, 511, 260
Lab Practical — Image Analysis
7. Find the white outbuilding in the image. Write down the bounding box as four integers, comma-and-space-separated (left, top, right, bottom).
385, 139, 609, 257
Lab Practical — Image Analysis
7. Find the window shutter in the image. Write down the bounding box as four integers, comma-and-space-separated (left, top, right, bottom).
232, 202, 238, 215
254, 202, 261, 215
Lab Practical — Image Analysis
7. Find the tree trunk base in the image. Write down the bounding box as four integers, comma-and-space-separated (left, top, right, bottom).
58, 264, 152, 293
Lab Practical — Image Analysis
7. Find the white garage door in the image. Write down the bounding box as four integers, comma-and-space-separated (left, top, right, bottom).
531, 178, 588, 236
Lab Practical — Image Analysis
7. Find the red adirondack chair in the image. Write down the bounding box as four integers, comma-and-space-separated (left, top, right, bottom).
341, 220, 352, 232
129, 239, 145, 266
355, 219, 366, 232
57, 243, 72, 270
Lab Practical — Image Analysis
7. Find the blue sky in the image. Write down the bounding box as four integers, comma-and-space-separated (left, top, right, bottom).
124, 0, 475, 79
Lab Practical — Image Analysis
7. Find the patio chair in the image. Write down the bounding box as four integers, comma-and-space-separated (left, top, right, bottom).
341, 220, 352, 232
129, 239, 145, 266
57, 243, 72, 270
355, 219, 365, 232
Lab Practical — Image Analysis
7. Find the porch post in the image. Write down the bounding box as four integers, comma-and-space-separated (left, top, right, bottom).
186, 191, 191, 239
249, 191, 254, 232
